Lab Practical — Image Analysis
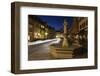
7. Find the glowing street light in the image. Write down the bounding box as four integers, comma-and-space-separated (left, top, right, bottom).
45, 32, 48, 35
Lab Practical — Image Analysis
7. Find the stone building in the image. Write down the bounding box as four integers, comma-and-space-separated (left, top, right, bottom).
78, 17, 88, 38
28, 15, 56, 42
56, 31, 63, 38
69, 17, 88, 47
70, 17, 88, 38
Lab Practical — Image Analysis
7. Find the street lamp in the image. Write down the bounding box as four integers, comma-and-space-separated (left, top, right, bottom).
45, 32, 48, 35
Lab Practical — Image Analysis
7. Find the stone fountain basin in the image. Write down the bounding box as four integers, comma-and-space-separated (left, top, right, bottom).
50, 44, 75, 59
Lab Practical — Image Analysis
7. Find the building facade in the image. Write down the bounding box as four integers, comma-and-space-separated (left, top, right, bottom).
69, 17, 88, 47
28, 15, 56, 42
56, 31, 63, 38
70, 17, 88, 38
78, 17, 88, 37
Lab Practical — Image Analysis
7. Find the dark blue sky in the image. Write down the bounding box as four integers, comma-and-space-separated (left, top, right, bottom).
38, 15, 73, 31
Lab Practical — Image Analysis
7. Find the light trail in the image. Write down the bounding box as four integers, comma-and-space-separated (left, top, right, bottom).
28, 38, 61, 46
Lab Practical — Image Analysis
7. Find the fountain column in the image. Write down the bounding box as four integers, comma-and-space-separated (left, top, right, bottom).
62, 19, 69, 47
50, 18, 74, 58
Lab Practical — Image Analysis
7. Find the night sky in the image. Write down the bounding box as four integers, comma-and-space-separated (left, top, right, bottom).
38, 15, 73, 31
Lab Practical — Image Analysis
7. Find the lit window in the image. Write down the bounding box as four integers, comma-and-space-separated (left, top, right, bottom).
28, 35, 30, 41
34, 32, 41, 38
41, 25, 44, 28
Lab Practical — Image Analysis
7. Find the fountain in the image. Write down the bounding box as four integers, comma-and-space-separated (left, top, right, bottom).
50, 18, 76, 59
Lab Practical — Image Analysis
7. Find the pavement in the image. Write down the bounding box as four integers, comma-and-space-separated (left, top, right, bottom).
28, 38, 61, 60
